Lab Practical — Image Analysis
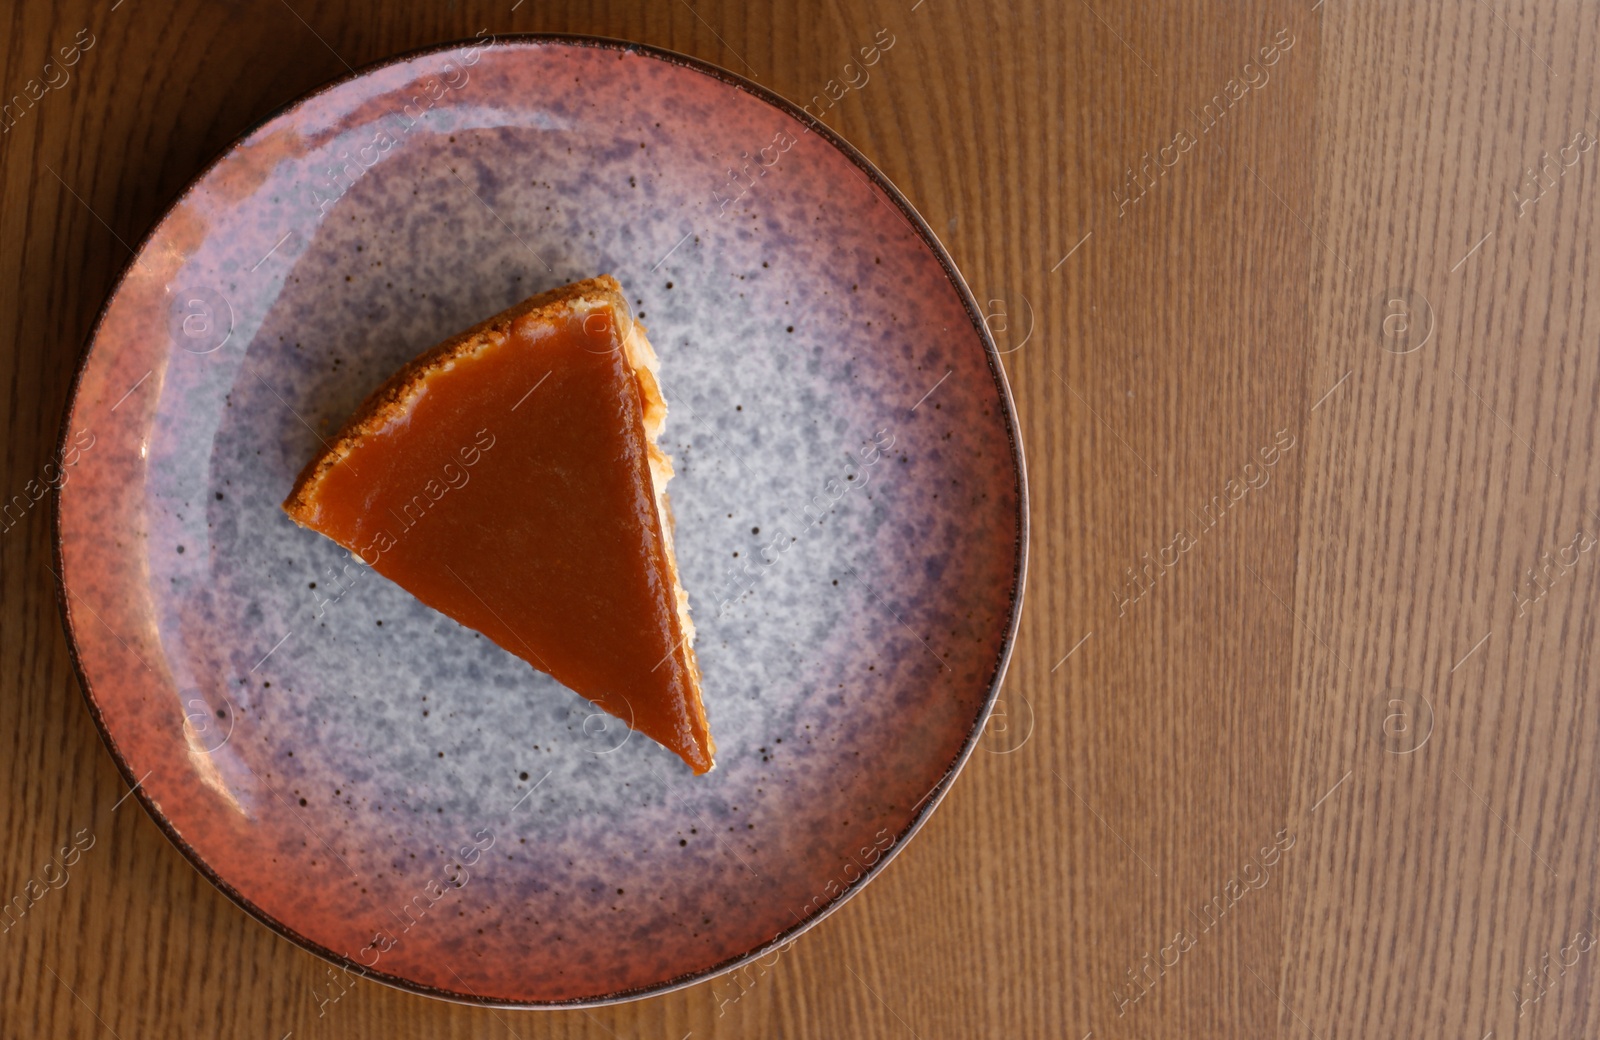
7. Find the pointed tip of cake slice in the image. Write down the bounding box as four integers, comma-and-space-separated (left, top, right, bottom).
282, 275, 715, 775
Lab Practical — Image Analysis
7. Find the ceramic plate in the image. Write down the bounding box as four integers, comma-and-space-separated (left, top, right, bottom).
55, 35, 1026, 1006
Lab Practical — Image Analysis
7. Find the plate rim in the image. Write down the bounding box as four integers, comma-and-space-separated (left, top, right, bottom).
51, 31, 1031, 1009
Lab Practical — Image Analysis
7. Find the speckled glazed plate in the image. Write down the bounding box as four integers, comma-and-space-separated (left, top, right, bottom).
55, 35, 1026, 1006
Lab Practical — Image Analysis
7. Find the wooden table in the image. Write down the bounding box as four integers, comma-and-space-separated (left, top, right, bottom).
4, 0, 1598, 1035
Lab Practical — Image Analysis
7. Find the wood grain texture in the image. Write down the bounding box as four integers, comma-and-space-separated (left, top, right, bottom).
3, 0, 1598, 1036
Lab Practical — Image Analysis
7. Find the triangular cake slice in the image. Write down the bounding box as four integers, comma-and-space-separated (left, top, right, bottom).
282, 276, 714, 773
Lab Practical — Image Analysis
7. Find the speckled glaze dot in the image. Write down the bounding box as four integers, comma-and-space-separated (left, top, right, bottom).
55, 37, 1026, 1006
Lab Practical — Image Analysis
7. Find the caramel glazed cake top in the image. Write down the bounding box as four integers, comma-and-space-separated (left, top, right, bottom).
281, 275, 711, 770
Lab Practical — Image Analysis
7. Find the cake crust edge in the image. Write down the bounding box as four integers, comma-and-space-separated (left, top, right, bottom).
283, 275, 628, 522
